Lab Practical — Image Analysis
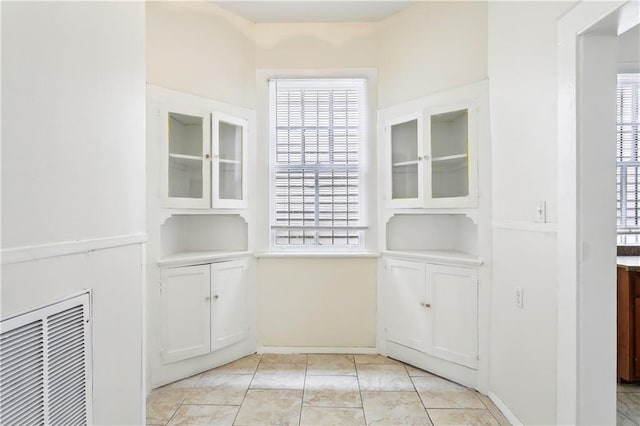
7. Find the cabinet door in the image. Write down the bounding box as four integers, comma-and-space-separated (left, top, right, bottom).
385, 258, 429, 352
161, 108, 212, 209
387, 114, 425, 208
210, 259, 249, 352
212, 113, 248, 209
161, 265, 211, 363
425, 104, 478, 208
426, 264, 478, 369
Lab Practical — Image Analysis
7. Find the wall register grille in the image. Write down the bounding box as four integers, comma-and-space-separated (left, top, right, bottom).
0, 292, 92, 425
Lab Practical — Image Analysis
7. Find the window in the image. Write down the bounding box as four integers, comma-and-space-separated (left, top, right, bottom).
617, 73, 640, 244
269, 78, 366, 249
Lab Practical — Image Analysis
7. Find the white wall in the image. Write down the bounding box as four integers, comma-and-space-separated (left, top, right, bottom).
488, 2, 576, 424
618, 24, 640, 66
377, 1, 488, 108
146, 2, 255, 108
1, 2, 146, 424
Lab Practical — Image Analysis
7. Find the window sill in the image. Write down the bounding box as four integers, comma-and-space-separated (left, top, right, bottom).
254, 252, 379, 259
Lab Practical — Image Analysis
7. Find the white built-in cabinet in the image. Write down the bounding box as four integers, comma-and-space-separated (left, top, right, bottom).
161, 106, 248, 209
378, 81, 489, 390
385, 257, 478, 369
161, 259, 249, 364
385, 102, 478, 209
147, 86, 256, 388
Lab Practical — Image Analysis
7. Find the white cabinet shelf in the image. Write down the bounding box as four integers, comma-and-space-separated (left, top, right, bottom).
431, 154, 467, 163
169, 153, 203, 161
382, 250, 482, 267
158, 250, 252, 268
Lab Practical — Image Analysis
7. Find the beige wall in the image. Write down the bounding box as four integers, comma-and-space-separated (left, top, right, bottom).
257, 258, 377, 347
377, 2, 488, 108
146, 2, 255, 108
255, 22, 378, 69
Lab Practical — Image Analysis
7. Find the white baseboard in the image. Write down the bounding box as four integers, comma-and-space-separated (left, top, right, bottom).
488, 391, 523, 426
257, 345, 378, 355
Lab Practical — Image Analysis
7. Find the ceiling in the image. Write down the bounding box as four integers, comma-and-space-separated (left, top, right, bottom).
212, 1, 414, 23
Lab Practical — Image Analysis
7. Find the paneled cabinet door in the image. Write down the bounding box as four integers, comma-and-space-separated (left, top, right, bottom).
210, 259, 249, 352
426, 264, 478, 369
161, 264, 211, 363
385, 258, 429, 353
212, 113, 248, 209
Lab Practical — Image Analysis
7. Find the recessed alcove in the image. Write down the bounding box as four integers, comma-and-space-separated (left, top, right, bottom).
386, 214, 478, 255
160, 214, 248, 257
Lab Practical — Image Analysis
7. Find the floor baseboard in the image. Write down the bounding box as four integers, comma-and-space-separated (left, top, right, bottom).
488, 391, 523, 426
257, 345, 378, 355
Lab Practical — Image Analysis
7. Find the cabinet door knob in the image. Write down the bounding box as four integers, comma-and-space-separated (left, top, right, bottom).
213, 294, 219, 300
420, 302, 431, 308
205, 154, 210, 159
418, 156, 423, 161
205, 296, 211, 301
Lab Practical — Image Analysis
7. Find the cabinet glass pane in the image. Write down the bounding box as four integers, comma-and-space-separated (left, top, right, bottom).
168, 112, 204, 199
391, 119, 418, 163
169, 112, 203, 156
217, 121, 243, 200
430, 109, 467, 158
169, 157, 203, 198
219, 162, 242, 200
431, 109, 469, 198
392, 164, 419, 199
219, 121, 243, 162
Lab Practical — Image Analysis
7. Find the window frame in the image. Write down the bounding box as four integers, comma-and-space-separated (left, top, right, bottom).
268, 77, 369, 252
617, 72, 640, 245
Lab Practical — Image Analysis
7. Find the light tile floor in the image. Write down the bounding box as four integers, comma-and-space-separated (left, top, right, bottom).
147, 354, 511, 426
618, 382, 640, 425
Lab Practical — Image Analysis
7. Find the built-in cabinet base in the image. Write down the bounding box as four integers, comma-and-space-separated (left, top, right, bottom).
383, 341, 478, 389
152, 339, 256, 388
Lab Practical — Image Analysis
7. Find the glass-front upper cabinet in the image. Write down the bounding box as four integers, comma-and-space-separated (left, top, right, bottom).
386, 104, 477, 209
212, 113, 248, 209
161, 107, 248, 209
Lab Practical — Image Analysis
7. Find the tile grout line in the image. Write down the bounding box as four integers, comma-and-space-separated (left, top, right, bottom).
354, 357, 370, 426
298, 356, 309, 426
617, 408, 640, 426
406, 364, 434, 426
231, 354, 261, 426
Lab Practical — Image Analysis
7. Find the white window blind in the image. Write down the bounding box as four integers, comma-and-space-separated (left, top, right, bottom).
617, 73, 640, 244
270, 78, 366, 248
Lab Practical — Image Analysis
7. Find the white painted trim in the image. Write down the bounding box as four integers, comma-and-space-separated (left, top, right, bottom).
257, 346, 378, 355
1, 233, 147, 265
492, 220, 558, 234
488, 392, 523, 426
557, 1, 631, 424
